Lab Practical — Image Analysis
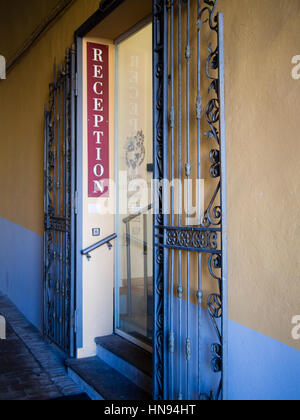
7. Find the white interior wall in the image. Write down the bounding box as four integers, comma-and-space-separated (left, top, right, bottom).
77, 37, 115, 358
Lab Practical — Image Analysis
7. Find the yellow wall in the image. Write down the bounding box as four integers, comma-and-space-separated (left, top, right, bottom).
220, 0, 300, 350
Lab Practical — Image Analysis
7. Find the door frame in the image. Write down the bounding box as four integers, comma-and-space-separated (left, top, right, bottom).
73, 0, 153, 357
74, 0, 128, 356
113, 15, 153, 354
74, 35, 84, 353
73, 0, 228, 401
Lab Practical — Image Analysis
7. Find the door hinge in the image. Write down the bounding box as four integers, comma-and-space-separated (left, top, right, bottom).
74, 190, 78, 215
74, 73, 78, 97
73, 309, 78, 334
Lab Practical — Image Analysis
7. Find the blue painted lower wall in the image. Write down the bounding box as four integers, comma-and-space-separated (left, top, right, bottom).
228, 320, 300, 400
1, 216, 300, 399
0, 217, 43, 331
170, 296, 221, 400
170, 297, 300, 400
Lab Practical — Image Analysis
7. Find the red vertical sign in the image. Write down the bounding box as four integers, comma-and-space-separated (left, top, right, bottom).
87, 42, 109, 197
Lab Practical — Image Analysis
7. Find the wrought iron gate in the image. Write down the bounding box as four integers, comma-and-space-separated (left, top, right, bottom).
44, 47, 77, 356
153, 0, 227, 400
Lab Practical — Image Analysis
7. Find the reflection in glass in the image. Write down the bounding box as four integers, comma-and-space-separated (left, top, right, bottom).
115, 24, 153, 348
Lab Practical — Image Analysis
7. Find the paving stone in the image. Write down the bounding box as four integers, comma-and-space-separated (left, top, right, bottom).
0, 294, 82, 400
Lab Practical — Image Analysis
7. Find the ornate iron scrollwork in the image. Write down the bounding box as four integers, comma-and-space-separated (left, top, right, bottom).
165, 228, 219, 252
44, 47, 76, 356
211, 343, 222, 373
153, 0, 226, 401
208, 293, 222, 319
153, 0, 168, 401
200, 0, 225, 400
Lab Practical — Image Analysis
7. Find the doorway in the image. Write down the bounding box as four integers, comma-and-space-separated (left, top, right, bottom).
114, 23, 153, 352
74, 1, 153, 358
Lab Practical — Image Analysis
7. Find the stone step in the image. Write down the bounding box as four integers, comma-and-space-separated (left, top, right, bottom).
66, 357, 151, 401
95, 334, 152, 394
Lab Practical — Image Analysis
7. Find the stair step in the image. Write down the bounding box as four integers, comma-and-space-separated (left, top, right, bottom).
95, 335, 152, 393
66, 357, 151, 401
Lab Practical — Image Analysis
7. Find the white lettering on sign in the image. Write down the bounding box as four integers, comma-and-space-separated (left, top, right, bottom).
93, 65, 103, 79
93, 48, 104, 63
94, 181, 105, 194
87, 43, 109, 197
93, 164, 104, 178
93, 131, 104, 144
93, 81, 103, 95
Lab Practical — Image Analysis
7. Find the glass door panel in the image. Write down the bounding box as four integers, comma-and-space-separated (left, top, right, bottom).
115, 23, 153, 348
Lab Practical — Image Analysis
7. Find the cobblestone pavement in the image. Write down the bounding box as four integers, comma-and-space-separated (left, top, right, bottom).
0, 294, 82, 400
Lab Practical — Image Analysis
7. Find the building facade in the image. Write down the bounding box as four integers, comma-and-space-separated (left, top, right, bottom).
1, 0, 300, 400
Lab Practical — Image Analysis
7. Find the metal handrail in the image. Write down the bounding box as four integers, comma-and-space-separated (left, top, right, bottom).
122, 204, 152, 224
81, 233, 117, 261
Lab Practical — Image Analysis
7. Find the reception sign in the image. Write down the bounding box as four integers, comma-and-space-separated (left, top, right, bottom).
87, 42, 109, 197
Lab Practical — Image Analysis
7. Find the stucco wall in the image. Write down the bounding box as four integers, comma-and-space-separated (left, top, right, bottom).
220, 0, 300, 352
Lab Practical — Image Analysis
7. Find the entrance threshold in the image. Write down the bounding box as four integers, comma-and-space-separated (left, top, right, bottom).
115, 329, 152, 354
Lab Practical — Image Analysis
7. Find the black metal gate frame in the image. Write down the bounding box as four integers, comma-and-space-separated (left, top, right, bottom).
42, 0, 230, 397
44, 47, 77, 357
153, 0, 228, 400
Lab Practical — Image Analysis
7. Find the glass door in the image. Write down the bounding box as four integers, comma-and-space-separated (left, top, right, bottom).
115, 23, 153, 350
